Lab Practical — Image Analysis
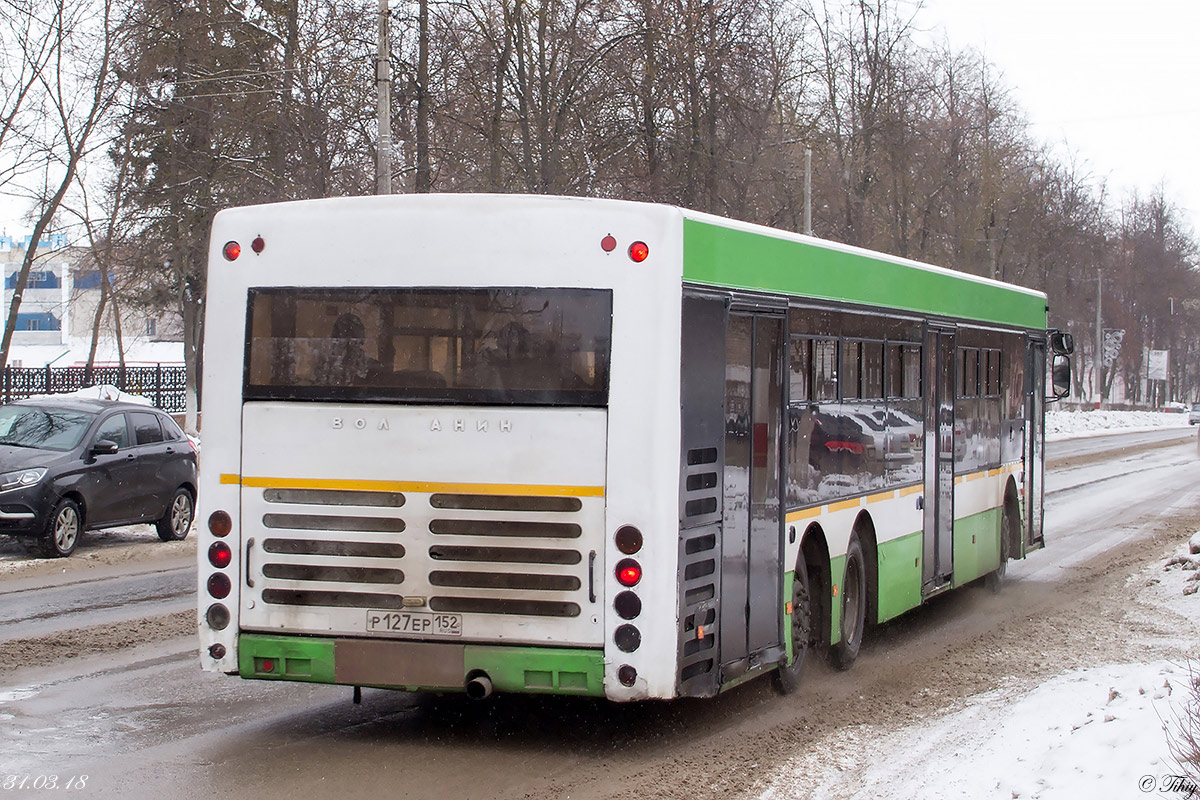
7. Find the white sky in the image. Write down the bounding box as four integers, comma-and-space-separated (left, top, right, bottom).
3, 1, 1199, 242
914, 0, 1200, 238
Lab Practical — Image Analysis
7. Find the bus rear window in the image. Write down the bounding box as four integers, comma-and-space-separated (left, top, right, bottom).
244, 288, 612, 406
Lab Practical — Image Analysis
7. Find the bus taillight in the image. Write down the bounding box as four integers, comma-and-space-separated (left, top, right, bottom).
208, 541, 232, 569
628, 241, 649, 262
615, 525, 643, 555
208, 510, 232, 537
616, 559, 641, 587
222, 241, 241, 261
207, 573, 232, 599
206, 604, 230, 630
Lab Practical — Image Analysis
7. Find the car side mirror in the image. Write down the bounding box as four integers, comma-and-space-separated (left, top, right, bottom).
91, 439, 119, 456
1048, 355, 1071, 401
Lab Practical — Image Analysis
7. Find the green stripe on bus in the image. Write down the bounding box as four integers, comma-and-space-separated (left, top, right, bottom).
952, 507, 1004, 587
876, 530, 924, 623
237, 633, 605, 696
682, 219, 1048, 330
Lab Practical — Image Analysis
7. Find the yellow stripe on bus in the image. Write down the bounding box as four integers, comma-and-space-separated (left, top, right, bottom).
229, 475, 604, 498
785, 507, 823, 523
219, 474, 241, 485
898, 485, 922, 497
828, 498, 861, 513
866, 490, 897, 504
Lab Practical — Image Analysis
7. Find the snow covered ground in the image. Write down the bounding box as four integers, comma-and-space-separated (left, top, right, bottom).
756, 409, 1200, 800
1047, 407, 1192, 441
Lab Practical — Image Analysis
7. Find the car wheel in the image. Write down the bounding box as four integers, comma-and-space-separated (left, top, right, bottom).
40, 498, 82, 558
830, 534, 867, 671
156, 488, 194, 541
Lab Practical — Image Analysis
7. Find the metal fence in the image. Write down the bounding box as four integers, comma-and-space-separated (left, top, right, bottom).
0, 365, 188, 413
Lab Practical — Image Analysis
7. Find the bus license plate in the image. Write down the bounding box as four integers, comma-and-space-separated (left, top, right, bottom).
366, 610, 462, 637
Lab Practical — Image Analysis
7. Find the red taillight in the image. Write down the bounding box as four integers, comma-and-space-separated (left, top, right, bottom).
615, 525, 643, 555
208, 510, 232, 537
628, 241, 649, 262
261, 658, 275, 673
222, 241, 241, 261
207, 572, 231, 599
616, 558, 642, 587
208, 541, 232, 569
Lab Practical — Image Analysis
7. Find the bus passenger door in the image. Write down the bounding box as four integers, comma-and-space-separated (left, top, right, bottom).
922, 327, 955, 594
1025, 338, 1046, 551
720, 312, 784, 680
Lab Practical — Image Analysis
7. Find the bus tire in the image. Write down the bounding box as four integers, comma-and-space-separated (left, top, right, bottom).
830, 534, 866, 671
774, 549, 812, 695
986, 502, 1015, 594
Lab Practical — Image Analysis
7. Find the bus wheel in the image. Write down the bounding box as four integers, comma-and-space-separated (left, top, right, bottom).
831, 534, 866, 671
774, 549, 812, 695
986, 503, 1015, 594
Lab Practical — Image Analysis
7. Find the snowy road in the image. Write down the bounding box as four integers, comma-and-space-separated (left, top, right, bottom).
0, 429, 1196, 800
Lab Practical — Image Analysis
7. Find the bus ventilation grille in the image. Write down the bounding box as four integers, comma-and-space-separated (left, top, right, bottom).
677, 523, 720, 697
682, 447, 720, 526
257, 489, 587, 618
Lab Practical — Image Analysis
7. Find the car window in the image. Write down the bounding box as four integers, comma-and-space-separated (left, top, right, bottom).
94, 414, 129, 449
160, 414, 185, 441
0, 405, 95, 451
131, 411, 164, 445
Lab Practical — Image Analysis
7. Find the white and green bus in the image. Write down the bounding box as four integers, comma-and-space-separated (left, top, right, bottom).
197, 194, 1070, 701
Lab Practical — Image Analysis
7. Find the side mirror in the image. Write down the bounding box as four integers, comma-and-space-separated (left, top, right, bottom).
1048, 355, 1071, 401
1049, 331, 1075, 355
90, 439, 118, 457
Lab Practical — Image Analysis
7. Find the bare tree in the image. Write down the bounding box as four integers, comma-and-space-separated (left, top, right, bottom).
0, 0, 127, 370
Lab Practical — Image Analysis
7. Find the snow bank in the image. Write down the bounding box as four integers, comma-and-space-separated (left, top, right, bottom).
1046, 409, 1192, 441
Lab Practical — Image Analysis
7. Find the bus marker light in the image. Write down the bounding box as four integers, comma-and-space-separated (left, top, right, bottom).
601, 234, 617, 252
222, 241, 241, 261
786, 601, 793, 615
208, 643, 226, 660
628, 241, 649, 262
697, 625, 705, 639
615, 558, 641, 587
209, 541, 232, 569
208, 510, 232, 537
261, 658, 275, 673
832, 584, 839, 597
251, 236, 265, 253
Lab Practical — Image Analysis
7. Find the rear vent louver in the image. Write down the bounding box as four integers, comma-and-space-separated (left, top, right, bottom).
683, 447, 721, 525
256, 490, 587, 620
677, 523, 720, 694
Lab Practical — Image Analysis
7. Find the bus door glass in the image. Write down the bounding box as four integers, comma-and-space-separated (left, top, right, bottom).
923, 326, 955, 592
1025, 338, 1046, 549
720, 312, 784, 678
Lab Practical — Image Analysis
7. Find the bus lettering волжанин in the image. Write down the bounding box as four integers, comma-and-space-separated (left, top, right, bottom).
197, 194, 1071, 701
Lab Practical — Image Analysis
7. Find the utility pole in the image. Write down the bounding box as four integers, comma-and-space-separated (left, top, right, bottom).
1094, 268, 1102, 409
376, 0, 392, 195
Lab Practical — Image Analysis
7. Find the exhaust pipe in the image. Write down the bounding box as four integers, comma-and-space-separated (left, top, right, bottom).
465, 673, 493, 700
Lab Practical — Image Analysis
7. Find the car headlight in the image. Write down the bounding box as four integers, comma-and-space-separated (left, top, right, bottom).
0, 467, 47, 492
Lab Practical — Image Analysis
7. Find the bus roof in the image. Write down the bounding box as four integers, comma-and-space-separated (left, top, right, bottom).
681, 211, 1048, 331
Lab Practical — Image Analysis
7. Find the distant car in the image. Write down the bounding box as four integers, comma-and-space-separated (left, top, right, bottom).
0, 397, 197, 557
1190, 403, 1200, 425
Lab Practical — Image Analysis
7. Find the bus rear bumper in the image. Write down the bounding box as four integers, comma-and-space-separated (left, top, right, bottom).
237, 632, 606, 697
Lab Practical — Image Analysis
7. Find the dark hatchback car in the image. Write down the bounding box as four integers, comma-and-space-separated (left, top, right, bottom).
0, 397, 197, 557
